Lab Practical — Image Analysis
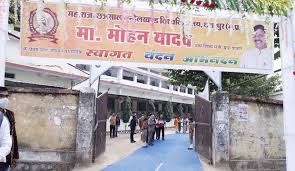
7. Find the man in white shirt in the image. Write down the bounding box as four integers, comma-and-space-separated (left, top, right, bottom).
240, 24, 273, 70
0, 87, 19, 171
0, 87, 12, 171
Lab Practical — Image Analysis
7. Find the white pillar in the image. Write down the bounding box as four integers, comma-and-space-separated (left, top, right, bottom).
177, 86, 180, 92
169, 85, 173, 91
159, 80, 162, 88
117, 67, 123, 79
185, 87, 188, 94
280, 7, 295, 171
147, 76, 150, 85
134, 74, 137, 83
0, 0, 9, 86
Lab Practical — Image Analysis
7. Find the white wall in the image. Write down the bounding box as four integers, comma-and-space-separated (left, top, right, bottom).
6, 68, 73, 88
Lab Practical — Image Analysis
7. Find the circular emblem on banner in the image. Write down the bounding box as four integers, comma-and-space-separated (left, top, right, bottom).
28, 8, 59, 43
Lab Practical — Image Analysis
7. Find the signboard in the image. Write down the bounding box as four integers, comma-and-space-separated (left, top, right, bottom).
238, 104, 249, 122
21, 2, 274, 74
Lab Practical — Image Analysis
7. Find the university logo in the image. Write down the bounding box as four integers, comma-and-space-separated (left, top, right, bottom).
28, 8, 59, 43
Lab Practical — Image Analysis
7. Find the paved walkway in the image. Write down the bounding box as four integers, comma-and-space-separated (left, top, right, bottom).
101, 134, 204, 171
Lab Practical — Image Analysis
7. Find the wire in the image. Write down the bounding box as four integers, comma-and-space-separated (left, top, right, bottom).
67, 63, 90, 75
224, 69, 281, 91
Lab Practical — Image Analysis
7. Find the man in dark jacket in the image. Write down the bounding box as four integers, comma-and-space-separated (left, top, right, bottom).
129, 113, 137, 143
0, 87, 19, 171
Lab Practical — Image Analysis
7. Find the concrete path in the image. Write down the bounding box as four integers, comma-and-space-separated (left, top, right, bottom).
101, 134, 204, 171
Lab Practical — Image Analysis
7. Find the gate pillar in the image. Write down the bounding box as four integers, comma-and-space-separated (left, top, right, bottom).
76, 88, 96, 166
211, 91, 230, 166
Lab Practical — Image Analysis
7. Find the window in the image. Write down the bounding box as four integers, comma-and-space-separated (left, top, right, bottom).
173, 85, 178, 91
75, 64, 90, 71
137, 74, 147, 84
180, 86, 186, 93
150, 70, 160, 75
103, 68, 118, 77
188, 88, 193, 94
123, 70, 134, 81
5, 73, 15, 79
161, 81, 170, 89
139, 67, 148, 71
150, 77, 159, 87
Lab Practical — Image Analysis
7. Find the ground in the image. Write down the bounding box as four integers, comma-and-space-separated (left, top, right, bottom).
73, 129, 230, 171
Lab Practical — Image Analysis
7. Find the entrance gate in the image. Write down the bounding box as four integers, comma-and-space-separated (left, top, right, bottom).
194, 95, 213, 163
92, 92, 108, 161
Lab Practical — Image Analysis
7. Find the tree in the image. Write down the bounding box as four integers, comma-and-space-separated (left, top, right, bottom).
165, 100, 174, 122
121, 96, 132, 131
176, 103, 183, 118
147, 99, 156, 115
227, 74, 281, 97
168, 70, 281, 97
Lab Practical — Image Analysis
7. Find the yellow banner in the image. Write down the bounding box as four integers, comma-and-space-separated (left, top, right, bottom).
21, 2, 274, 74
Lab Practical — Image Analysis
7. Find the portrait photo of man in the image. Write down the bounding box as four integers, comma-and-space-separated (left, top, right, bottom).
240, 24, 273, 70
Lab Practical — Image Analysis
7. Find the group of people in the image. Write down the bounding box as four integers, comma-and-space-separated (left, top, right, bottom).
109, 112, 166, 145
109, 111, 195, 150
138, 114, 166, 147
109, 113, 121, 138
173, 115, 189, 134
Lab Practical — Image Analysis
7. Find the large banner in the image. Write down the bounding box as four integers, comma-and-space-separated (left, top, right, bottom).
21, 2, 274, 74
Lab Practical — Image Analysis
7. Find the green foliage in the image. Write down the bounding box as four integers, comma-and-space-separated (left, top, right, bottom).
147, 99, 156, 114
176, 103, 183, 118
165, 100, 174, 122
169, 70, 209, 92
121, 96, 132, 123
168, 70, 281, 97
8, 0, 20, 26
274, 23, 280, 60
226, 74, 281, 97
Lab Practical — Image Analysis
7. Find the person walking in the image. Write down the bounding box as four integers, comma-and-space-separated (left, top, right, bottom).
155, 119, 160, 140
174, 115, 179, 133
129, 114, 137, 143
138, 115, 145, 130
188, 116, 194, 150
0, 87, 19, 171
158, 114, 166, 140
109, 113, 116, 138
147, 114, 156, 146
183, 117, 188, 133
115, 114, 120, 137
178, 116, 182, 133
151, 114, 156, 141
140, 116, 149, 148
128, 112, 138, 134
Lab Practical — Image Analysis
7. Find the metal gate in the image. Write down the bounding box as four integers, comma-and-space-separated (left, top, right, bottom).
92, 92, 108, 161
194, 95, 212, 163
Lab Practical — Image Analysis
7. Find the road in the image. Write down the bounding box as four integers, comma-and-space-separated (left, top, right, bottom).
101, 134, 204, 171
